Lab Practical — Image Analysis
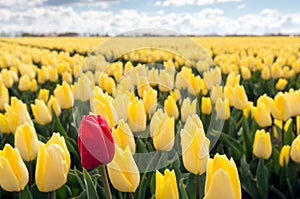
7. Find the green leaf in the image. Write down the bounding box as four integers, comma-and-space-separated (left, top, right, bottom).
55, 184, 72, 199
74, 168, 85, 190
83, 168, 99, 199
242, 118, 252, 161
20, 185, 33, 199
220, 133, 243, 161
240, 156, 259, 198
271, 147, 280, 175
179, 178, 189, 199
283, 123, 294, 145
256, 158, 268, 199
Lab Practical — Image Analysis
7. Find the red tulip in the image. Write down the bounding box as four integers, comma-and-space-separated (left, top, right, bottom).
78, 114, 115, 170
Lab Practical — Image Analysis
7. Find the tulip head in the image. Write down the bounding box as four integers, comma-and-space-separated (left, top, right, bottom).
253, 129, 272, 159
158, 70, 174, 92
142, 88, 157, 115
251, 102, 272, 127
0, 144, 29, 192
291, 135, 300, 163
164, 96, 179, 120
181, 98, 197, 122
215, 98, 230, 120
204, 153, 241, 199
0, 83, 8, 111
201, 97, 212, 115
107, 145, 140, 192
14, 122, 38, 161
128, 97, 147, 132
78, 114, 115, 169
279, 145, 290, 167
112, 120, 136, 154
47, 95, 62, 116
271, 92, 291, 121
38, 89, 50, 103
275, 78, 288, 91
31, 99, 52, 125
233, 85, 248, 110
54, 81, 74, 109
155, 169, 179, 199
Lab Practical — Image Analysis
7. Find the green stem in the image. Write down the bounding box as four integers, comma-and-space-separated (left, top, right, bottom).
128, 192, 134, 199
196, 174, 200, 199
48, 191, 53, 199
282, 120, 286, 147
18, 191, 22, 199
26, 161, 32, 192
99, 165, 112, 199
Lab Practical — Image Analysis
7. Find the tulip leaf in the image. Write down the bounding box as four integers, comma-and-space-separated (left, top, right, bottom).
83, 168, 99, 199
31, 184, 52, 199
271, 147, 280, 175
56, 184, 72, 199
179, 178, 189, 199
74, 167, 85, 190
269, 185, 286, 199
280, 162, 297, 198
52, 110, 69, 138
77, 190, 88, 199
256, 158, 268, 199
283, 124, 294, 145
242, 117, 252, 161
240, 156, 259, 198
220, 133, 243, 161
67, 170, 84, 196
20, 185, 33, 199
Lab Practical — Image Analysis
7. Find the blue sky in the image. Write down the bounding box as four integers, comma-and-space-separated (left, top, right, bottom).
0, 0, 299, 35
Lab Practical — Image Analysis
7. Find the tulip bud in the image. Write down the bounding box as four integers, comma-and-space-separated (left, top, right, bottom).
203, 67, 222, 89
271, 63, 282, 79
251, 102, 272, 127
0, 144, 29, 192
271, 92, 291, 121
257, 94, 273, 112
215, 98, 230, 120
187, 75, 203, 96
253, 129, 272, 159
224, 86, 234, 106
243, 101, 253, 118
47, 95, 61, 116
290, 135, 300, 163
261, 66, 270, 80
38, 89, 50, 103
14, 122, 38, 161
0, 83, 9, 111
74, 74, 94, 102
233, 85, 248, 110
164, 96, 179, 120
241, 67, 251, 80
18, 75, 31, 91
286, 89, 300, 117
143, 88, 157, 115
181, 120, 209, 175
30, 79, 38, 92
54, 81, 74, 109
0, 113, 10, 133
158, 70, 174, 92
112, 120, 136, 154
225, 72, 240, 87
107, 145, 140, 192
275, 78, 288, 91
137, 76, 151, 97
31, 99, 52, 125
204, 153, 241, 199
62, 71, 73, 84
1, 69, 13, 88
150, 109, 175, 151
128, 97, 147, 132
181, 98, 197, 122
210, 86, 223, 104
4, 97, 33, 133
105, 77, 116, 95
113, 92, 130, 121
201, 97, 212, 115
279, 145, 290, 167
35, 133, 70, 192
78, 114, 115, 169
49, 67, 58, 82
38, 66, 49, 84
156, 169, 179, 199
148, 68, 158, 86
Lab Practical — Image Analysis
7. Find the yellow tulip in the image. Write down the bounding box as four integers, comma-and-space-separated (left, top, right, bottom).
49, 67, 58, 82
243, 102, 253, 118
184, 114, 204, 132
18, 75, 31, 91
0, 83, 9, 111
261, 66, 270, 80
107, 145, 140, 192
181, 98, 197, 122
241, 66, 251, 80
297, 116, 300, 135
224, 86, 234, 106
62, 71, 73, 84
233, 85, 248, 110
275, 78, 288, 91
137, 76, 151, 97
201, 97, 212, 115
285, 89, 300, 117
170, 89, 182, 104
271, 63, 282, 79
253, 129, 272, 159
0, 113, 10, 133
181, 119, 209, 175
38, 66, 49, 84
148, 68, 158, 86
158, 70, 174, 92
215, 98, 230, 120
113, 92, 130, 121
128, 97, 146, 132
47, 95, 61, 116
38, 89, 50, 103
0, 144, 29, 192
73, 74, 93, 102
150, 109, 175, 151
155, 169, 179, 199
14, 122, 38, 161
257, 94, 273, 112
4, 97, 33, 133
31, 99, 52, 125
225, 72, 240, 87
104, 77, 116, 95
54, 81, 74, 109
210, 85, 223, 104
112, 120, 136, 154
142, 88, 157, 115
35, 133, 70, 192
91, 87, 118, 128
251, 102, 272, 127
1, 69, 13, 88
175, 68, 191, 90
30, 79, 38, 92
279, 145, 290, 167
271, 92, 291, 121
187, 75, 204, 96
290, 135, 300, 163
203, 67, 222, 89
164, 96, 179, 120
204, 153, 241, 199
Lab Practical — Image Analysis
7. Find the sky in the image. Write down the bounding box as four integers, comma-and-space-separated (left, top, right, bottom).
0, 0, 300, 36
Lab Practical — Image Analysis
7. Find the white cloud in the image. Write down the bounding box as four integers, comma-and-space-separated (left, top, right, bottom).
0, 7, 300, 35
237, 4, 245, 9
154, 0, 242, 6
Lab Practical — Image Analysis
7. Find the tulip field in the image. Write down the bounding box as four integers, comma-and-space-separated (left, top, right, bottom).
1, 36, 300, 199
